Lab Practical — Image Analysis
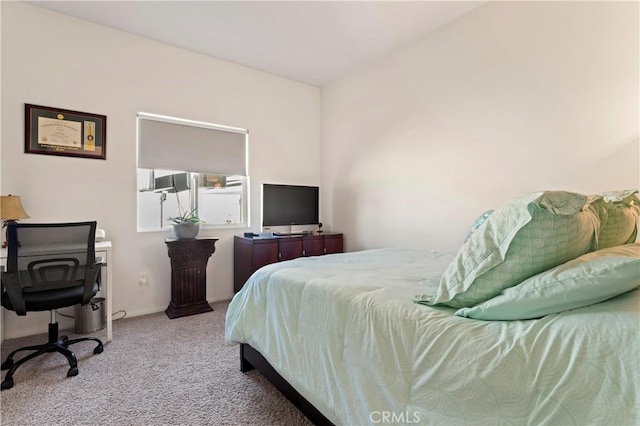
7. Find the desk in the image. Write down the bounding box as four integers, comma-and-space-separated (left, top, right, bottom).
0, 240, 113, 343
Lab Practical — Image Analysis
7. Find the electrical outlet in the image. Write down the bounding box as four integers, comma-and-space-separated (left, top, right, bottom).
139, 272, 148, 286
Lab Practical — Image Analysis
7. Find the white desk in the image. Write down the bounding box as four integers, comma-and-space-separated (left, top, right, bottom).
0, 241, 113, 343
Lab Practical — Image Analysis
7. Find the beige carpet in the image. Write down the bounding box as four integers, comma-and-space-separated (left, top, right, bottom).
0, 301, 313, 426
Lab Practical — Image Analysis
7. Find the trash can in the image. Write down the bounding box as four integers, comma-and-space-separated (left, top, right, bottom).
74, 297, 106, 334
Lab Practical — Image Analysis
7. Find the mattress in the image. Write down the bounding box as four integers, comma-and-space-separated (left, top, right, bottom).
225, 248, 639, 425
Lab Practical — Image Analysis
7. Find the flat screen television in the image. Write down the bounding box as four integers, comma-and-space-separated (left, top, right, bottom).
262, 184, 319, 234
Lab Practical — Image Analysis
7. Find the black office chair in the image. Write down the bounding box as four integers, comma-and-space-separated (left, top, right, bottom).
0, 221, 104, 390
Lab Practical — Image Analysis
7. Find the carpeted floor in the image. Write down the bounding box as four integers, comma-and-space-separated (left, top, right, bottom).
0, 301, 313, 426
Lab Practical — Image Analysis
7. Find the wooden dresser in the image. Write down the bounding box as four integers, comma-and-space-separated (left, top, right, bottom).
233, 233, 343, 292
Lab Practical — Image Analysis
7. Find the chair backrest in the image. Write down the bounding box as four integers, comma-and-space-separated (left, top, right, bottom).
6, 222, 97, 291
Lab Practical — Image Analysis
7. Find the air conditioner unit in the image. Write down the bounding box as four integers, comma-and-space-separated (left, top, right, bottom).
154, 173, 190, 193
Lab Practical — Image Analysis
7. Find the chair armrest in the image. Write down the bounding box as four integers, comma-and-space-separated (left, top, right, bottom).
95, 257, 105, 291
81, 259, 103, 305
1, 271, 26, 315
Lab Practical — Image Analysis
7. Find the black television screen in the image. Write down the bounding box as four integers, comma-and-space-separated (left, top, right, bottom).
262, 184, 319, 227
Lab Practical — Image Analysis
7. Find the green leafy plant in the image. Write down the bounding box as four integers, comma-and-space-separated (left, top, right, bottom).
168, 207, 205, 225
167, 185, 205, 225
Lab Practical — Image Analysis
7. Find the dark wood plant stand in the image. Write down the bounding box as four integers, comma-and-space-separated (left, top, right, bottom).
165, 238, 217, 319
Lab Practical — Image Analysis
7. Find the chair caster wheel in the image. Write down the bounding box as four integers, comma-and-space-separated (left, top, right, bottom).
94, 345, 104, 355
61, 335, 69, 342
1, 359, 13, 370
1, 378, 14, 390
67, 367, 78, 377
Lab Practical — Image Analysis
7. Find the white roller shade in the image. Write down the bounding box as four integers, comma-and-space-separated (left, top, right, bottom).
137, 113, 248, 175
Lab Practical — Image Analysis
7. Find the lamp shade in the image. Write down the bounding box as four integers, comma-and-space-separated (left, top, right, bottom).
0, 195, 30, 220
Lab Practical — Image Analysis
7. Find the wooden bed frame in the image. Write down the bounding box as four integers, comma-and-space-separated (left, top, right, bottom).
240, 343, 334, 426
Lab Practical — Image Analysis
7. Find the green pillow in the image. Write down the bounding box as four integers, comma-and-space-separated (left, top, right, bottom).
455, 243, 640, 320
590, 190, 639, 249
464, 210, 494, 242
429, 191, 599, 308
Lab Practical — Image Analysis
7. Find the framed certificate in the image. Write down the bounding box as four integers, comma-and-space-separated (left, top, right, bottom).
25, 104, 107, 160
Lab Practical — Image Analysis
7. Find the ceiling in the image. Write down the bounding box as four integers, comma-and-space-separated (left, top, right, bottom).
27, 1, 486, 87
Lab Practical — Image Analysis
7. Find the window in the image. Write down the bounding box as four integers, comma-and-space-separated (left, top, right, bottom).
136, 113, 249, 231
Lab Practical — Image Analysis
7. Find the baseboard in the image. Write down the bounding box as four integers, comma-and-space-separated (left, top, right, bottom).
125, 298, 230, 319
1, 299, 232, 343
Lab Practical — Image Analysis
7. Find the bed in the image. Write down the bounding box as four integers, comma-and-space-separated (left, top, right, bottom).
225, 190, 640, 425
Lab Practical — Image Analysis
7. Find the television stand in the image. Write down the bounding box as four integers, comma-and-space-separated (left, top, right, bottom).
233, 233, 343, 292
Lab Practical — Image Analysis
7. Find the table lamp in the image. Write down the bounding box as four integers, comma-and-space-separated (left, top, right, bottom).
1, 194, 30, 248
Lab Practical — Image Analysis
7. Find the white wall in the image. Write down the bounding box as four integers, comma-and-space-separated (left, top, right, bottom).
322, 1, 639, 252
0, 3, 321, 338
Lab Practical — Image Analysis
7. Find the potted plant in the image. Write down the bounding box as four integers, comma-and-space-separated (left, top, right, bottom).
168, 200, 205, 240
